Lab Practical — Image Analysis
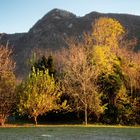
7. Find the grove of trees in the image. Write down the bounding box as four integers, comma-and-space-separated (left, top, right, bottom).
1, 17, 140, 126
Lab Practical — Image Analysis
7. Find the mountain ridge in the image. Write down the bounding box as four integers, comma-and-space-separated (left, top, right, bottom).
1, 9, 140, 77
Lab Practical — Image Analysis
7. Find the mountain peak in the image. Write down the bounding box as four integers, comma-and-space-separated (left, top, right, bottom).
29, 9, 77, 33
45, 8, 76, 19
1, 9, 140, 77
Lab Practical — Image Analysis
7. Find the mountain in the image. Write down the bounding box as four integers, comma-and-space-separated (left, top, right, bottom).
1, 8, 140, 78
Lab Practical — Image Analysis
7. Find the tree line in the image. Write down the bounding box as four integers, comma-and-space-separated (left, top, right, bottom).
0, 17, 140, 126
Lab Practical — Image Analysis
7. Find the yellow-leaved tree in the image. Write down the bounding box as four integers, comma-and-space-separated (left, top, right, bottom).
91, 17, 125, 105
17, 68, 67, 125
92, 17, 125, 48
90, 17, 139, 124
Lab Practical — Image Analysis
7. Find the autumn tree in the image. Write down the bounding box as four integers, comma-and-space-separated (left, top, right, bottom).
92, 17, 125, 48
115, 47, 140, 124
0, 45, 16, 126
117, 47, 140, 96
89, 17, 129, 123
90, 17, 140, 124
91, 17, 125, 106
17, 68, 66, 125
62, 44, 104, 125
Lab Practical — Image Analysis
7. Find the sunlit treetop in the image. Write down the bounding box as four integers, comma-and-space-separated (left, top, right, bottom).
92, 17, 125, 48
93, 45, 121, 73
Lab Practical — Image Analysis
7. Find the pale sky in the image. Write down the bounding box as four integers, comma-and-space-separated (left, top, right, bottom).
0, 0, 140, 33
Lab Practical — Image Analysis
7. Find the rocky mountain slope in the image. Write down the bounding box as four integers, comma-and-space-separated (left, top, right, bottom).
1, 9, 140, 77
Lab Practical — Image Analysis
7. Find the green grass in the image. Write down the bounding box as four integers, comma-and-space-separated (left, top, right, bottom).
0, 126, 140, 140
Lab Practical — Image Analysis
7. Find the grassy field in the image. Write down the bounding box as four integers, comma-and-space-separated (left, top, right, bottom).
0, 125, 140, 140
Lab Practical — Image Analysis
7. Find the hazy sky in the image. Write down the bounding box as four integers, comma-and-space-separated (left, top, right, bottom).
0, 0, 140, 33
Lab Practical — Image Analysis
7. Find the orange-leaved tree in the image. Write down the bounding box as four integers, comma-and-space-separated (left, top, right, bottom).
0, 45, 16, 126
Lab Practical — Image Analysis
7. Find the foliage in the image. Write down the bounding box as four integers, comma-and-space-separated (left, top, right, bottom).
91, 17, 139, 124
1, 17, 140, 126
62, 45, 104, 125
92, 17, 125, 48
0, 45, 16, 126
17, 68, 66, 125
33, 55, 56, 77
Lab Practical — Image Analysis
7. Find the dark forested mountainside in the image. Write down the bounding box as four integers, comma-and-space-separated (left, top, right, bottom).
1, 9, 140, 77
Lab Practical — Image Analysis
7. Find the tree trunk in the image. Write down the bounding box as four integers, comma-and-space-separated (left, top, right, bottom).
85, 104, 88, 125
0, 117, 6, 126
34, 116, 38, 125
130, 80, 133, 97
112, 95, 116, 106
83, 85, 88, 125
